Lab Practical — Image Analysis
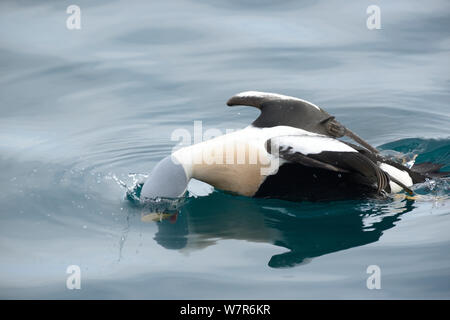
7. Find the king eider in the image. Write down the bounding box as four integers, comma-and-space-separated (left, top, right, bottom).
140, 91, 448, 203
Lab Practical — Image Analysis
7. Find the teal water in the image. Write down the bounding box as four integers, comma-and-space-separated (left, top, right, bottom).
0, 0, 449, 299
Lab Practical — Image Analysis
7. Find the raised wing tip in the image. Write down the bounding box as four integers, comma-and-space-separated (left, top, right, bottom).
227, 91, 268, 106
226, 91, 321, 110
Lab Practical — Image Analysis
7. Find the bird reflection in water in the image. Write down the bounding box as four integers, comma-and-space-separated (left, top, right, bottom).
140, 191, 416, 268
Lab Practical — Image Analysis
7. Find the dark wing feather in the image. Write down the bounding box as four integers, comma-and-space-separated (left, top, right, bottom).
227, 91, 379, 153
227, 92, 337, 135
267, 135, 390, 194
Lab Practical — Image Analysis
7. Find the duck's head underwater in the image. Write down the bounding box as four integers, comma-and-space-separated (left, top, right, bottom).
140, 91, 448, 204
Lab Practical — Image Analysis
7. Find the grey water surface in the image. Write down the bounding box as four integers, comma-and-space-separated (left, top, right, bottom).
0, 0, 449, 299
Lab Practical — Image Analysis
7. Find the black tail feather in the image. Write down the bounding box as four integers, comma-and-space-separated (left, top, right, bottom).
412, 162, 449, 179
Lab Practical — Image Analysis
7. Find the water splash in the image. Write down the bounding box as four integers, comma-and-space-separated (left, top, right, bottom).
412, 177, 450, 201
117, 212, 131, 262
124, 173, 188, 215
379, 149, 418, 169
124, 173, 148, 204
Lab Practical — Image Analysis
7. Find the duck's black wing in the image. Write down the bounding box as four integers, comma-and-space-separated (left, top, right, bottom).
343, 141, 449, 183
227, 91, 379, 154
262, 135, 390, 199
